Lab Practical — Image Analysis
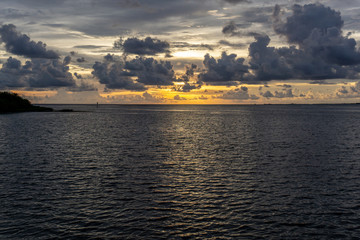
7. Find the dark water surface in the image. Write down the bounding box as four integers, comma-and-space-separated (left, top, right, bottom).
1, 104, 360, 239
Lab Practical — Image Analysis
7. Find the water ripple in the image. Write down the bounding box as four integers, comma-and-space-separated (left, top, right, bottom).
1, 105, 360, 239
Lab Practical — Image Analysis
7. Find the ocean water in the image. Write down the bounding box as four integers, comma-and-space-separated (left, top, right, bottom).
0, 104, 360, 239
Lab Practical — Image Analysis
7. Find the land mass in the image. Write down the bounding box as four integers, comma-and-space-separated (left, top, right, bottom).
0, 92, 53, 113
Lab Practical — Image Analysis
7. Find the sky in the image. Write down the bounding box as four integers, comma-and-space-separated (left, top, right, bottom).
1, 0, 360, 104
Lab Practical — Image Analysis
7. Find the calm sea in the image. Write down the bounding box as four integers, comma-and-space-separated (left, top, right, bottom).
1, 104, 359, 239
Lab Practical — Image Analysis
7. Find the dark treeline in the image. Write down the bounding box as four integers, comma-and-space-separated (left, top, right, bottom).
0, 91, 53, 113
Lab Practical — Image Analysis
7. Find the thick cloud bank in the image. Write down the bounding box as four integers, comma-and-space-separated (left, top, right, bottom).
198, 52, 248, 85
0, 24, 59, 59
114, 37, 171, 56
0, 56, 75, 89
92, 55, 178, 90
205, 3, 360, 84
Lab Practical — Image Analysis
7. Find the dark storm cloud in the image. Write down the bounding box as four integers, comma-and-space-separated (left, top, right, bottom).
273, 3, 360, 65
114, 37, 170, 56
198, 52, 248, 85
92, 55, 179, 90
0, 24, 59, 59
273, 4, 343, 45
124, 57, 177, 85
92, 60, 146, 91
173, 64, 200, 92
0, 56, 76, 89
203, 3, 360, 85
246, 33, 351, 81
222, 21, 240, 36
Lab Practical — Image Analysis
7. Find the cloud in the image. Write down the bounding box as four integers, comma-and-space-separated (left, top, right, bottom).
142, 91, 164, 103
179, 63, 198, 82
336, 81, 360, 98
222, 0, 251, 4
204, 3, 360, 84
261, 89, 295, 98
173, 94, 186, 100
273, 4, 360, 65
0, 24, 59, 59
73, 45, 108, 49
218, 40, 246, 48
124, 57, 177, 85
273, 4, 343, 45
198, 52, 248, 85
222, 21, 240, 36
92, 55, 179, 90
92, 60, 146, 91
114, 37, 171, 56
76, 57, 86, 63
277, 84, 292, 88
103, 91, 165, 104
218, 86, 259, 100
0, 56, 76, 89
74, 72, 82, 79
173, 64, 200, 92
172, 42, 214, 51
68, 80, 97, 92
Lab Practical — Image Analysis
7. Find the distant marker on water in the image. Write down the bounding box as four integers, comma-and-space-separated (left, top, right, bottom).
97, 102, 99, 108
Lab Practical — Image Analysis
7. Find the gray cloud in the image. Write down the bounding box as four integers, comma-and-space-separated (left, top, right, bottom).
198, 52, 248, 85
274, 4, 360, 65
172, 42, 214, 51
68, 80, 97, 92
261, 89, 295, 98
273, 4, 343, 45
222, 21, 240, 36
222, 0, 251, 4
73, 45, 108, 49
77, 57, 86, 63
92, 60, 146, 91
0, 56, 76, 89
92, 55, 179, 90
124, 57, 176, 85
218, 40, 246, 48
204, 3, 360, 84
0, 24, 59, 59
114, 37, 171, 56
173, 64, 200, 92
173, 94, 186, 100
336, 81, 360, 98
63, 56, 71, 65
74, 72, 82, 79
218, 86, 259, 100
277, 84, 292, 88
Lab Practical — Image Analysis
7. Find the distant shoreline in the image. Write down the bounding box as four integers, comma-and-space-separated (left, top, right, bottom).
0, 92, 53, 113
